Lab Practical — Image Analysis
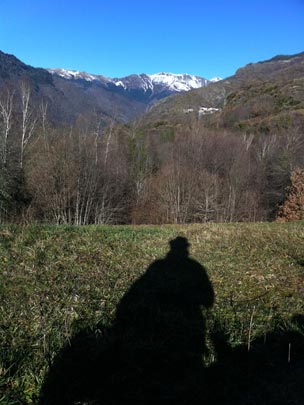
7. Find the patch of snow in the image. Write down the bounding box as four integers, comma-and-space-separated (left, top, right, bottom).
114, 80, 127, 89
209, 77, 222, 83
139, 75, 154, 92
149, 72, 208, 92
47, 68, 108, 83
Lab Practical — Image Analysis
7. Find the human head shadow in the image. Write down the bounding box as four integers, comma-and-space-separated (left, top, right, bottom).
39, 237, 215, 404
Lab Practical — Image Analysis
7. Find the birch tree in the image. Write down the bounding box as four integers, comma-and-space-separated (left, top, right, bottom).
20, 81, 37, 168
39, 100, 48, 143
0, 88, 14, 165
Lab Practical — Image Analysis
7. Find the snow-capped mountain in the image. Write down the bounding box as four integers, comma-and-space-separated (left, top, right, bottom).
47, 68, 210, 95
47, 68, 109, 83
2, 49, 303, 129
46, 68, 213, 110
0, 49, 219, 125
149, 72, 208, 92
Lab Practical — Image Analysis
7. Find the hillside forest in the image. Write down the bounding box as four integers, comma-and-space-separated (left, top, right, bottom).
0, 82, 303, 225
1, 52, 304, 225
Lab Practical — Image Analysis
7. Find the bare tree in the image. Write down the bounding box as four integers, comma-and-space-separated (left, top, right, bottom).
0, 88, 14, 165
39, 100, 48, 142
104, 120, 114, 166
20, 81, 37, 168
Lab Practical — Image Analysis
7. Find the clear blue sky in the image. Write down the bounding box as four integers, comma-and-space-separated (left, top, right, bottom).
0, 0, 303, 79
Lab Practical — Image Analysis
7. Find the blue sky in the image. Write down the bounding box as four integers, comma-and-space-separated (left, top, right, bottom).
0, 0, 303, 79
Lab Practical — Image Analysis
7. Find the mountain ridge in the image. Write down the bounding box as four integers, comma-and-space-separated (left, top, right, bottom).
141, 50, 304, 133
46, 68, 212, 107
1, 49, 303, 131
0, 49, 213, 125
47, 68, 211, 92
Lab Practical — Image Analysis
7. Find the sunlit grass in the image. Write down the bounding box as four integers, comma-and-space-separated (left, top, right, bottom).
0, 222, 304, 403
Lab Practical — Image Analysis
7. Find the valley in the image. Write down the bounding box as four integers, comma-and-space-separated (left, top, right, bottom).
0, 50, 304, 225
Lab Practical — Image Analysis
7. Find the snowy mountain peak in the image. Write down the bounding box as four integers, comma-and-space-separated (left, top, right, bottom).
47, 68, 212, 101
47, 68, 109, 82
149, 72, 209, 92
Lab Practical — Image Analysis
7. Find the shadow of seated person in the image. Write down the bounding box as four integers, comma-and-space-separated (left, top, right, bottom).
39, 237, 214, 404
109, 236, 215, 402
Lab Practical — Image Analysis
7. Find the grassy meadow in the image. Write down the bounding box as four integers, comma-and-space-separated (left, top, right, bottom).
1, 222, 304, 403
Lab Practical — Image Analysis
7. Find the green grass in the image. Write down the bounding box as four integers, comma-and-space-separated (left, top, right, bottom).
0, 222, 304, 403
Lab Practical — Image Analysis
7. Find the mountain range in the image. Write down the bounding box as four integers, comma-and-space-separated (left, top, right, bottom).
47, 68, 216, 93
0, 50, 217, 125
0, 49, 303, 134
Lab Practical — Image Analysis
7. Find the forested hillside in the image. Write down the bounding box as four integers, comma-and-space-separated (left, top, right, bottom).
144, 52, 304, 132
0, 51, 304, 224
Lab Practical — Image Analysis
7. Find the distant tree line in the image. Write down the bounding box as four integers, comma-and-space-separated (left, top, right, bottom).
0, 81, 304, 224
